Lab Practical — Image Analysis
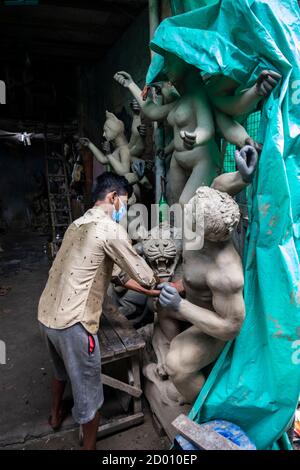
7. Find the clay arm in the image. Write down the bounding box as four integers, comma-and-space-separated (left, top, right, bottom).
209, 70, 281, 117
79, 138, 109, 165
107, 147, 131, 175
164, 139, 175, 156
211, 145, 258, 196
210, 86, 261, 117
214, 110, 250, 149
180, 90, 215, 149
179, 293, 244, 341
158, 281, 244, 341
211, 171, 247, 196
114, 71, 174, 122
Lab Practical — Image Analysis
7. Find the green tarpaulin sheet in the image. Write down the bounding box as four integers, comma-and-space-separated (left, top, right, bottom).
146, 0, 300, 450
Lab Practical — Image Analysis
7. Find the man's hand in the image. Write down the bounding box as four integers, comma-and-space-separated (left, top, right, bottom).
169, 279, 185, 295
255, 70, 281, 97
114, 71, 133, 88
124, 279, 160, 297
158, 283, 182, 310
235, 145, 258, 183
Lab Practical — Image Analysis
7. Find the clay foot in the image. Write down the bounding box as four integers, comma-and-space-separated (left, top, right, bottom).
48, 399, 73, 431
156, 363, 169, 380
143, 363, 187, 406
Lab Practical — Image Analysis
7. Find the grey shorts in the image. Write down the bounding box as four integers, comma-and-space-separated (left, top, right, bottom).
39, 321, 104, 424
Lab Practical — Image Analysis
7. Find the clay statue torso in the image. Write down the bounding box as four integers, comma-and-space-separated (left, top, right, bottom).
182, 241, 243, 313
167, 94, 218, 170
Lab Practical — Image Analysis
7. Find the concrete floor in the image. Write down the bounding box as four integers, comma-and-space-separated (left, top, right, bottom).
0, 231, 169, 450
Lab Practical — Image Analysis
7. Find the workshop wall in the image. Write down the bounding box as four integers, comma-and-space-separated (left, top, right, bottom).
78, 8, 150, 149
0, 142, 48, 230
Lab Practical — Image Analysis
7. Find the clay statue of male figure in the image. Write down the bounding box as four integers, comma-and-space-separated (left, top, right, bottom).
152, 146, 258, 405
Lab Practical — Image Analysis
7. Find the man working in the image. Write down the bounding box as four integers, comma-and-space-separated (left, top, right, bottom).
38, 172, 157, 450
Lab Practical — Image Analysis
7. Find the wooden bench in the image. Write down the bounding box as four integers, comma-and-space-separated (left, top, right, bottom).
79, 300, 145, 444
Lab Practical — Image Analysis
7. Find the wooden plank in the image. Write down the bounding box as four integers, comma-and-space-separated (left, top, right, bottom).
98, 328, 114, 361
101, 314, 127, 356
172, 414, 240, 450
131, 354, 142, 414
101, 373, 142, 398
103, 302, 145, 352
96, 413, 144, 440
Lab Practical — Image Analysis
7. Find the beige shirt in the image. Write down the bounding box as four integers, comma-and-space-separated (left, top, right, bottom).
38, 206, 156, 334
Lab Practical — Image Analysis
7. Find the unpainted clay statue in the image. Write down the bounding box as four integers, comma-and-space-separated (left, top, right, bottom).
143, 145, 258, 406
114, 63, 280, 206
80, 111, 151, 202
128, 99, 147, 158
115, 65, 219, 206
80, 111, 131, 176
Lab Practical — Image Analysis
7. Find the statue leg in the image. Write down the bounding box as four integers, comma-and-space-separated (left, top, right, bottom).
179, 160, 215, 206
166, 326, 225, 403
153, 305, 182, 378
166, 155, 187, 206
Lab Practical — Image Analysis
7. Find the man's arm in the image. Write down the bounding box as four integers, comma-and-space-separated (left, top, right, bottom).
111, 264, 159, 296
104, 234, 156, 289
123, 279, 160, 297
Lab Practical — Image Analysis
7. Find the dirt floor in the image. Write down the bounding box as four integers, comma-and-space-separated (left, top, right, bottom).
0, 231, 169, 450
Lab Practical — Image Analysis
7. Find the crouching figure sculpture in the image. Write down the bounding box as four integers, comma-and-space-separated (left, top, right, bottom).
144, 145, 258, 406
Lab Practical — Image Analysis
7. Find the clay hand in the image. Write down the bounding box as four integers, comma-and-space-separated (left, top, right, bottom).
235, 145, 258, 183
180, 130, 199, 150
145, 159, 154, 171
138, 124, 147, 137
157, 148, 166, 160
255, 70, 281, 97
114, 71, 133, 88
131, 160, 145, 178
158, 283, 182, 310
102, 140, 111, 155
131, 99, 141, 113
244, 137, 262, 155
79, 137, 90, 147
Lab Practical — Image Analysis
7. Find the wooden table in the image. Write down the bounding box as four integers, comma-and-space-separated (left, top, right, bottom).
79, 300, 145, 444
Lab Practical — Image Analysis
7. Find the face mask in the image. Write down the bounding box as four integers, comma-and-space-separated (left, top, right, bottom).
112, 197, 127, 223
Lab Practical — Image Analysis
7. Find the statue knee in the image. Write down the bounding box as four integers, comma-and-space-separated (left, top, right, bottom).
166, 350, 182, 379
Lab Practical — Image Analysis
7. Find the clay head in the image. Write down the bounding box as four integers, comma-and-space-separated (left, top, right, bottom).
153, 81, 179, 103
103, 111, 125, 141
190, 186, 240, 243
163, 52, 190, 85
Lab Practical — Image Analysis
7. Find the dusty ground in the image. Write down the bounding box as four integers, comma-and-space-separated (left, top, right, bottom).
3, 406, 169, 450
0, 231, 169, 451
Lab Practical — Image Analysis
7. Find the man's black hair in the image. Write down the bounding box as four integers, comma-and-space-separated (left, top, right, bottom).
92, 171, 133, 202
